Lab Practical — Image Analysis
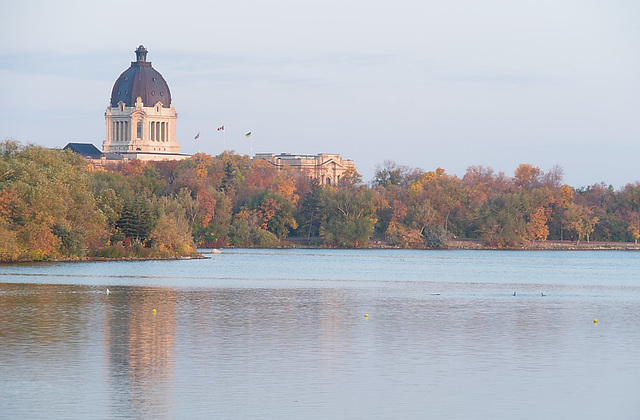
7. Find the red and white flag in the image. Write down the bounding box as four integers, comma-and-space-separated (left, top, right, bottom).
217, 125, 225, 131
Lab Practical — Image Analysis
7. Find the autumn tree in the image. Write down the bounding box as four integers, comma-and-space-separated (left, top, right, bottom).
0, 141, 109, 260
563, 203, 599, 243
148, 194, 197, 257
243, 159, 298, 205
619, 182, 640, 243
408, 168, 465, 235
527, 207, 551, 244
513, 164, 542, 190
247, 190, 298, 239
339, 167, 363, 188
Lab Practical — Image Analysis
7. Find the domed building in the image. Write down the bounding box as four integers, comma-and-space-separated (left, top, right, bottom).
103, 45, 188, 161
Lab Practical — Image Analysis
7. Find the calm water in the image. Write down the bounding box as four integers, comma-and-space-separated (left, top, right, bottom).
1, 249, 639, 419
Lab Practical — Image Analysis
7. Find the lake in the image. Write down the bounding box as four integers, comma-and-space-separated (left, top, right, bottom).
1, 249, 639, 419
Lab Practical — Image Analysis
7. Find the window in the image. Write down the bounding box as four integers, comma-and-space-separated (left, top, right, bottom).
137, 122, 142, 139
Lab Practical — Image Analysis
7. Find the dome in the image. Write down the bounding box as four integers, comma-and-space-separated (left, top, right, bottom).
110, 45, 172, 108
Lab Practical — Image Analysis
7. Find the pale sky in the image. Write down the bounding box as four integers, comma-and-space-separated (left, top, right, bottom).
1, 0, 639, 187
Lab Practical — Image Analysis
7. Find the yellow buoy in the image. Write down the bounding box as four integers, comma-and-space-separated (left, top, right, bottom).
364, 313, 369, 318
593, 318, 598, 323
152, 309, 157, 314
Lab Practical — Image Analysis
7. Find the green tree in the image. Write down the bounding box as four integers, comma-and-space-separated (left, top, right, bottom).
295, 180, 324, 240
117, 196, 157, 244
478, 193, 529, 248
148, 194, 197, 257
320, 186, 378, 247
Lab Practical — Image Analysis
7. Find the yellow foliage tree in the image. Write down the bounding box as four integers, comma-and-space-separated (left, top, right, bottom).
527, 207, 551, 244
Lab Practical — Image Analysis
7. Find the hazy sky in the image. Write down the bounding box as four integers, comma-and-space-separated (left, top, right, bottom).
1, 0, 639, 187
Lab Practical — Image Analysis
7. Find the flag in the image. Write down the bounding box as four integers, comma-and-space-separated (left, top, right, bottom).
194, 132, 200, 140
217, 125, 224, 131
245, 132, 252, 138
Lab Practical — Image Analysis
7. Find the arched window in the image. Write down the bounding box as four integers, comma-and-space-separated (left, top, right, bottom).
326, 177, 332, 186
151, 122, 155, 141
161, 122, 165, 142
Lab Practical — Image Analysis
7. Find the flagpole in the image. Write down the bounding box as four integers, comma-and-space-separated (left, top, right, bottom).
217, 125, 226, 153
246, 132, 253, 157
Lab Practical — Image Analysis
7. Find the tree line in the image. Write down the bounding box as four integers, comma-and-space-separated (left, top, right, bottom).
1, 139, 640, 261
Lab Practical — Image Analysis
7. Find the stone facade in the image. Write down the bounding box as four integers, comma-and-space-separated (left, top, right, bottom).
103, 46, 188, 161
254, 153, 355, 186
104, 97, 180, 155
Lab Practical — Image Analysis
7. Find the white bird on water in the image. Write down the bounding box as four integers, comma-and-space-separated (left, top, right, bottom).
106, 288, 110, 295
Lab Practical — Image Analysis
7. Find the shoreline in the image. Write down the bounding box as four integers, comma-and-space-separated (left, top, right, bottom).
278, 238, 640, 251
0, 254, 204, 265
2, 240, 639, 264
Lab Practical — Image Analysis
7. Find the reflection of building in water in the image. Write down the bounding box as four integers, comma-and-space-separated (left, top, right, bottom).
253, 153, 355, 186
104, 288, 177, 417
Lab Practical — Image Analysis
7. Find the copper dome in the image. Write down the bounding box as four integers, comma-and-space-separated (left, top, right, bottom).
110, 45, 172, 108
